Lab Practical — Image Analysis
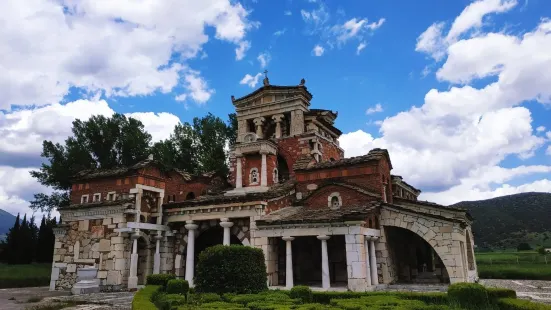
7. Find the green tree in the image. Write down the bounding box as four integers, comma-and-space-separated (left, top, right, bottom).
6, 214, 20, 264
226, 113, 238, 147
517, 243, 532, 251
153, 122, 198, 173
193, 113, 230, 175
29, 114, 153, 214
18, 214, 33, 264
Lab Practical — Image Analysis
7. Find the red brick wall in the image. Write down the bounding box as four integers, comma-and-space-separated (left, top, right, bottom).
302, 185, 377, 209
242, 154, 261, 187
276, 136, 309, 177
319, 138, 344, 162
267, 154, 277, 186
70, 177, 137, 204
266, 195, 294, 214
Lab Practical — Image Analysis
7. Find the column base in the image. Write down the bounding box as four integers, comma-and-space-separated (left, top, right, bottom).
153, 253, 161, 274
128, 276, 138, 289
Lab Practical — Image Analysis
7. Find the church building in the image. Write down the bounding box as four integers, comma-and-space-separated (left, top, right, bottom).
49, 75, 478, 292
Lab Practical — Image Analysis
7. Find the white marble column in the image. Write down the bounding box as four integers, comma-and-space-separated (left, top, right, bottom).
185, 221, 198, 287
128, 233, 140, 289
282, 236, 294, 288
369, 237, 379, 286
253, 117, 265, 139
318, 235, 331, 289
153, 232, 162, 274
235, 156, 243, 189
364, 237, 372, 287
220, 218, 234, 246
261, 152, 268, 187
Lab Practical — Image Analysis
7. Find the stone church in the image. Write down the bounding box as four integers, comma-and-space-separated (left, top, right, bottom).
49, 76, 478, 293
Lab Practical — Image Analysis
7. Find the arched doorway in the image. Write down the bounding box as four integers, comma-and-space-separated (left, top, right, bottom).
194, 226, 242, 268
277, 155, 290, 183
385, 226, 450, 284
186, 192, 195, 200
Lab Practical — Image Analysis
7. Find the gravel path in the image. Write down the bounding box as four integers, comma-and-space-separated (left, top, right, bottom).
481, 279, 551, 304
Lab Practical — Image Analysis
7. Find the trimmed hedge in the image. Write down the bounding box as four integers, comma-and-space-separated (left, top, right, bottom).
289, 286, 313, 303
131, 285, 161, 310
497, 298, 551, 310
487, 287, 517, 299
167, 279, 190, 296
310, 291, 447, 304
195, 245, 267, 294
146, 274, 176, 288
448, 282, 489, 309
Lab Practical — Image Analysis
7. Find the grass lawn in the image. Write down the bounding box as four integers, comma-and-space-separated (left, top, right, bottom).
476, 251, 551, 280
0, 263, 51, 288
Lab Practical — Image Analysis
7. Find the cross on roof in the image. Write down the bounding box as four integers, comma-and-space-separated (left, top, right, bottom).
263, 70, 268, 78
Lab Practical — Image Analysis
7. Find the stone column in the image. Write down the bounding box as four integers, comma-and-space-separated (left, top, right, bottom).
290, 110, 304, 136
185, 221, 198, 287
364, 238, 372, 287
135, 189, 143, 222
235, 156, 243, 189
260, 151, 268, 187
282, 236, 294, 288
382, 185, 387, 203
156, 193, 164, 225
128, 233, 140, 289
318, 235, 331, 289
220, 218, 234, 246
272, 114, 284, 139
153, 232, 162, 274
253, 117, 265, 139
369, 237, 379, 286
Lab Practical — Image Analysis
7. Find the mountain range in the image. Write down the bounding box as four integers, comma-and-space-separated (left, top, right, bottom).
0, 209, 16, 241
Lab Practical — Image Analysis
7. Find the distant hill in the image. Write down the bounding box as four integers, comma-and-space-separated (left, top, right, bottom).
0, 209, 16, 241
450, 192, 551, 250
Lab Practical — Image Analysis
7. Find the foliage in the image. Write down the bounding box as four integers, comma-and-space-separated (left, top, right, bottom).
518, 243, 532, 251
146, 274, 176, 288
451, 192, 551, 249
537, 246, 547, 255
478, 264, 551, 280
195, 245, 267, 294
155, 293, 187, 310
486, 288, 517, 299
289, 286, 313, 303
329, 295, 436, 310
447, 283, 489, 309
132, 285, 161, 310
496, 298, 551, 310
166, 279, 190, 296
476, 251, 550, 265
0, 263, 52, 288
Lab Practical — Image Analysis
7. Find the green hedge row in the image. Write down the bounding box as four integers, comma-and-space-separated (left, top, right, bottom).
131, 285, 161, 310
497, 298, 551, 310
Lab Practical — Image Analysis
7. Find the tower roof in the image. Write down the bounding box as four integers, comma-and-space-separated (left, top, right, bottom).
231, 78, 313, 106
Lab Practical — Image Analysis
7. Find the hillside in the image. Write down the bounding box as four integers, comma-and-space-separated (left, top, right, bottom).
450, 192, 551, 250
0, 209, 16, 241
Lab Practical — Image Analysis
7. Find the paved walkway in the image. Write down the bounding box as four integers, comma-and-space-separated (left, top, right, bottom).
481, 279, 551, 304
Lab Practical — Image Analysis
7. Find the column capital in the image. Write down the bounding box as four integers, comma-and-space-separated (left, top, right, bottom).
220, 218, 234, 228
272, 114, 285, 122
367, 236, 379, 241
185, 221, 198, 231
317, 235, 331, 241
253, 117, 266, 125
282, 236, 295, 242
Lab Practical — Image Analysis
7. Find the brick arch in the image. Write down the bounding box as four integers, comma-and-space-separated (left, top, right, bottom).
276, 147, 296, 177
379, 211, 463, 283
194, 219, 251, 246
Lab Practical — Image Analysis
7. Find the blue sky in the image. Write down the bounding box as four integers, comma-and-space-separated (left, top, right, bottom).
0, 0, 550, 217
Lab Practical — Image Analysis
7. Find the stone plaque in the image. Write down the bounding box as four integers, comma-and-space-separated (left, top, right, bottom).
91, 225, 105, 238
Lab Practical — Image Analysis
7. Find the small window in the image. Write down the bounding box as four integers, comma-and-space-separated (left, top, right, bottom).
93, 193, 101, 202
81, 195, 89, 204
186, 192, 195, 200
250, 168, 259, 185
273, 168, 279, 184
108, 192, 115, 201
124, 178, 130, 185
329, 157, 335, 162
327, 192, 342, 210
78, 184, 83, 190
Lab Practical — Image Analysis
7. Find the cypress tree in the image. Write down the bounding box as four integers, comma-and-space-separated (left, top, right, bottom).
6, 214, 20, 264
19, 214, 32, 264
37, 216, 47, 263
43, 216, 56, 263
28, 215, 39, 262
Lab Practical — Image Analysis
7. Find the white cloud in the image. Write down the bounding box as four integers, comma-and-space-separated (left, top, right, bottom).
547, 146, 551, 156
125, 112, 180, 142
181, 71, 214, 104
547, 131, 551, 139
312, 45, 325, 56
274, 29, 287, 36
235, 41, 251, 61
0, 0, 256, 110
356, 42, 367, 55
284, 10, 292, 16
536, 126, 546, 132
365, 103, 383, 115
240, 73, 263, 88
416, 0, 518, 60
332, 18, 385, 44
257, 52, 271, 68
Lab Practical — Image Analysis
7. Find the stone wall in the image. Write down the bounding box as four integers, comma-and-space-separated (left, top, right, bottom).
345, 234, 368, 292
379, 206, 475, 283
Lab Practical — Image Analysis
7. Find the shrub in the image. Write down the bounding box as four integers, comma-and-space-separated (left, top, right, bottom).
166, 279, 190, 296
496, 298, 551, 310
199, 301, 248, 309
517, 243, 532, 251
196, 293, 223, 303
154, 293, 187, 310
487, 287, 517, 299
290, 286, 313, 303
195, 245, 267, 294
146, 274, 176, 289
131, 285, 161, 310
448, 283, 489, 309
330, 295, 429, 310
537, 246, 547, 255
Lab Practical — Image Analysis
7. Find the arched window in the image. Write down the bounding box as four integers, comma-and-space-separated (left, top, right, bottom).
250, 168, 259, 185
273, 168, 279, 184
185, 192, 195, 200
329, 157, 335, 162
327, 192, 342, 210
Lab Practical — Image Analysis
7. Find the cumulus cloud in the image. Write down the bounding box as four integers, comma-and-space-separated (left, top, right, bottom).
312, 45, 325, 56
536, 126, 546, 132
181, 71, 215, 104
240, 73, 263, 88
0, 0, 255, 110
235, 41, 251, 61
357, 42, 367, 55
365, 103, 383, 115
257, 52, 271, 68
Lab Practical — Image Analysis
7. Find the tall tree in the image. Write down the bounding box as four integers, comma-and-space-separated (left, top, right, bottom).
18, 214, 32, 264
29, 114, 153, 214
193, 113, 231, 175
6, 214, 20, 264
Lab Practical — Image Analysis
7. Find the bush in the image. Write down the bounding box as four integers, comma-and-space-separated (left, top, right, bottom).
195, 245, 267, 294
448, 283, 489, 309
290, 286, 313, 303
330, 295, 431, 310
487, 287, 517, 299
146, 274, 176, 288
131, 285, 161, 310
166, 279, 190, 295
537, 246, 547, 255
497, 298, 551, 309
154, 293, 187, 310
517, 243, 532, 251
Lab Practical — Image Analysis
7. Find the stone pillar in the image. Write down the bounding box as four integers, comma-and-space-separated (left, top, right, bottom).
261, 151, 268, 187
185, 221, 198, 286
364, 238, 372, 287
253, 117, 265, 139
135, 189, 143, 222
290, 110, 304, 136
382, 185, 387, 203
153, 233, 162, 274
235, 156, 243, 189
282, 236, 294, 288
220, 218, 234, 246
128, 233, 140, 289
369, 237, 379, 285
156, 193, 164, 225
272, 114, 284, 139
318, 235, 331, 289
